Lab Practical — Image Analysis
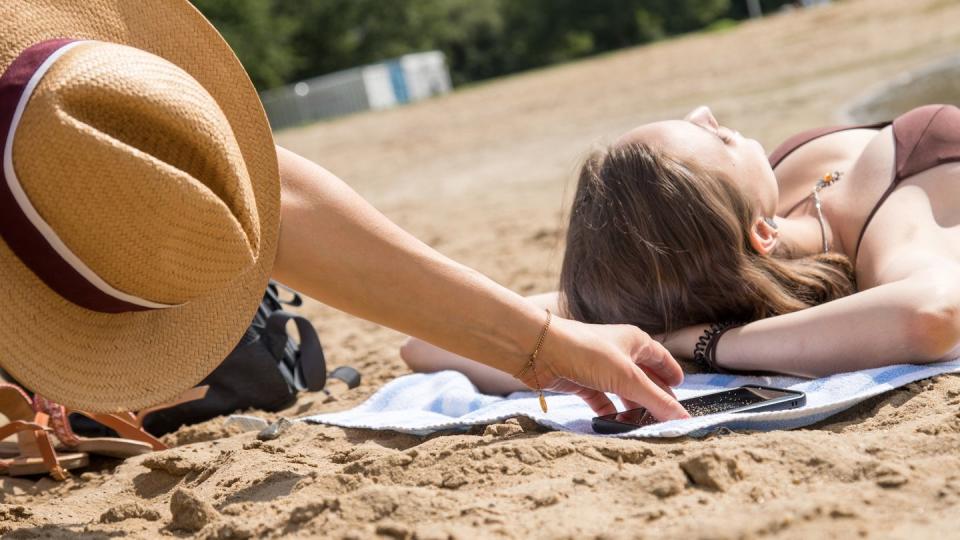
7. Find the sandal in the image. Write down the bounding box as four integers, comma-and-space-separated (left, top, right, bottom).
0, 384, 88, 480
35, 386, 209, 459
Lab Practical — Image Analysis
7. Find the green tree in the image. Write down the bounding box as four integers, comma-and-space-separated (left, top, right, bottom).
192, 0, 786, 92
275, 0, 506, 86
190, 0, 300, 90
650, 0, 732, 34
725, 0, 799, 18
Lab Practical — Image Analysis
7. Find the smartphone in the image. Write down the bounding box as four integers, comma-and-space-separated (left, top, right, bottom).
591, 385, 806, 434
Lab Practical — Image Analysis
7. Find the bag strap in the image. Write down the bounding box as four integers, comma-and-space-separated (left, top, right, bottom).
264, 311, 327, 392
269, 281, 303, 307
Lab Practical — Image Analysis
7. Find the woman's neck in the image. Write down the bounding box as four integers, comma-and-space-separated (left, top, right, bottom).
774, 213, 839, 258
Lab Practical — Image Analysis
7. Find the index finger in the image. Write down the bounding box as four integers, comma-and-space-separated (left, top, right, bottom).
622, 371, 676, 411
614, 364, 689, 421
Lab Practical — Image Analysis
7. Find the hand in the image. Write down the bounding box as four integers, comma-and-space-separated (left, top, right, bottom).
518, 315, 690, 422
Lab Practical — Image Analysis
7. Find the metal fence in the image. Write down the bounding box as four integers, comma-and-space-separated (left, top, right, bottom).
260, 51, 452, 131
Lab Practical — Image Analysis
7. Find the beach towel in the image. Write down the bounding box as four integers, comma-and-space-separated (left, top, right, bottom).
300, 360, 960, 438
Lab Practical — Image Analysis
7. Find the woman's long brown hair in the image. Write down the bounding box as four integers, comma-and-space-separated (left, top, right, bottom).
559, 142, 856, 335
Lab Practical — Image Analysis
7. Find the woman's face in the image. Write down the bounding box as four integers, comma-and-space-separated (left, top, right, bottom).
617, 106, 779, 217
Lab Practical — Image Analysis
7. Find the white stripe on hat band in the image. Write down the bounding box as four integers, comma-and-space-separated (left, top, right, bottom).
2, 40, 177, 310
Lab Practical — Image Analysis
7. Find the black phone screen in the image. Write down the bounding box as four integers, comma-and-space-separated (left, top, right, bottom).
683, 387, 769, 415
603, 387, 797, 428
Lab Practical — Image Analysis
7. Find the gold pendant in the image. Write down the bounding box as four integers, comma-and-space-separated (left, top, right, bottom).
538, 392, 548, 413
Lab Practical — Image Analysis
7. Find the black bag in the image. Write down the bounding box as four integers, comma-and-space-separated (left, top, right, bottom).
140, 280, 361, 436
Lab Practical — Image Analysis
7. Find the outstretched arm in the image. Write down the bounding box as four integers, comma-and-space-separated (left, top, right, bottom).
660, 266, 960, 376
271, 147, 688, 419
401, 293, 562, 394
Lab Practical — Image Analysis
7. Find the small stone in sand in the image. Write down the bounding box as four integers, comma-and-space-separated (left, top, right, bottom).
142, 452, 206, 476
376, 521, 412, 539
169, 487, 219, 532
645, 465, 687, 498
874, 464, 909, 488
100, 502, 161, 523
680, 452, 743, 492
483, 422, 524, 438
258, 417, 294, 441
0, 504, 32, 521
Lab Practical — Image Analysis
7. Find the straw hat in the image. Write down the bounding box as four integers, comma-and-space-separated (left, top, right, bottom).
0, 1, 280, 412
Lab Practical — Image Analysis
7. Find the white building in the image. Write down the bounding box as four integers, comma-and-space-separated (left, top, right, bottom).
260, 51, 453, 130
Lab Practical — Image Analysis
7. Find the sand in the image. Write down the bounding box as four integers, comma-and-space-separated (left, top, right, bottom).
5, 0, 960, 537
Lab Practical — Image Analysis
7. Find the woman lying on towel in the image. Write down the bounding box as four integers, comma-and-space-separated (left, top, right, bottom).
402, 104, 960, 394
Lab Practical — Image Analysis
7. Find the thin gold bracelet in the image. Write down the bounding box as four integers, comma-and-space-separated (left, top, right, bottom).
515, 309, 551, 413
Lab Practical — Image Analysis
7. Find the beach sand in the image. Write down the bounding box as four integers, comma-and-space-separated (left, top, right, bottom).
4, 0, 960, 537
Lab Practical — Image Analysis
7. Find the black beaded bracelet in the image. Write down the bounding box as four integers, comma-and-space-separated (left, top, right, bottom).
693, 321, 744, 372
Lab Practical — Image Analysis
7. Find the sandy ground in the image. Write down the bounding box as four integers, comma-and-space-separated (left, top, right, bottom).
5, 0, 960, 537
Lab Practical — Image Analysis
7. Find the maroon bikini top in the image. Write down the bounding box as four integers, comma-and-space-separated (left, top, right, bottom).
767, 104, 960, 258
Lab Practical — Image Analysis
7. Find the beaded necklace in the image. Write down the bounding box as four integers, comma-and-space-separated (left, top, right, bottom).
811, 170, 843, 253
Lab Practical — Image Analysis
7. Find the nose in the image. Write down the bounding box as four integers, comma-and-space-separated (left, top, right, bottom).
684, 105, 719, 130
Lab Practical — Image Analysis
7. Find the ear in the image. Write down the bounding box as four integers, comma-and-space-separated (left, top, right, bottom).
749, 217, 779, 255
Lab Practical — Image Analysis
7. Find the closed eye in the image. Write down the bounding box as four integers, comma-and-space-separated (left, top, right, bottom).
690, 121, 732, 144
718, 125, 738, 143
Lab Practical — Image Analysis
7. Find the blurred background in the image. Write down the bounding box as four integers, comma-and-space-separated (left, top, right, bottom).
191, 0, 820, 129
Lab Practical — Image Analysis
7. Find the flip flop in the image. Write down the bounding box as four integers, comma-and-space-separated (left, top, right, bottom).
35, 386, 209, 459
0, 384, 88, 480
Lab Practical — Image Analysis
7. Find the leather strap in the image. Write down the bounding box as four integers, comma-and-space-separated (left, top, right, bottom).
3, 413, 66, 480
265, 311, 327, 392
34, 394, 80, 446
135, 385, 209, 426
0, 385, 66, 479
72, 412, 167, 451
33, 428, 66, 480
0, 419, 48, 441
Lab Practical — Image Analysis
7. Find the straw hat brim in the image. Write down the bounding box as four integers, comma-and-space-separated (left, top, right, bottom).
0, 1, 280, 412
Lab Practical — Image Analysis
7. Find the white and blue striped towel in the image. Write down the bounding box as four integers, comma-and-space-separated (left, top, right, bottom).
302, 360, 960, 438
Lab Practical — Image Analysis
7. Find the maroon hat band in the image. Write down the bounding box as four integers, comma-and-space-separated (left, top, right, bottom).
0, 39, 173, 314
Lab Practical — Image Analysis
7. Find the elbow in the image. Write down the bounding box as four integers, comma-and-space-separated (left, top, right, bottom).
399, 337, 428, 372
904, 290, 960, 362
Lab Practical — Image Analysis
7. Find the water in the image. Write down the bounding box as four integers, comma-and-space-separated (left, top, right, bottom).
846, 55, 960, 123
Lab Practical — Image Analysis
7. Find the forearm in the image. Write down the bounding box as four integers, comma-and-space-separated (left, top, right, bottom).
399, 292, 563, 394
400, 339, 526, 394
663, 273, 960, 377
272, 147, 543, 376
